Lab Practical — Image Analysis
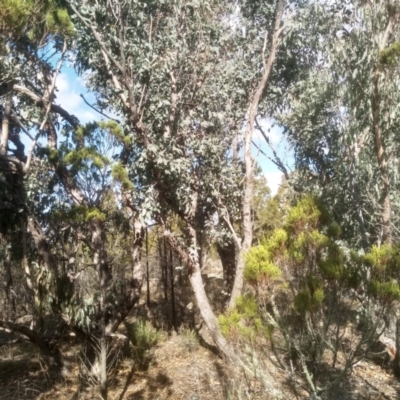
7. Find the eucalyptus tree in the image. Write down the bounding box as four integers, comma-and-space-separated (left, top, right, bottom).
67, 0, 249, 361
223, 0, 321, 308
278, 0, 400, 248
224, 0, 289, 309
0, 3, 144, 395
0, 0, 76, 373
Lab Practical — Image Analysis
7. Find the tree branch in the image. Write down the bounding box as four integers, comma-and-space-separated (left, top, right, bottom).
14, 85, 79, 129
255, 118, 290, 181
68, 2, 123, 73
80, 94, 120, 123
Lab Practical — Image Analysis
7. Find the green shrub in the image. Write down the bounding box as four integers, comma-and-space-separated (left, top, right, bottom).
178, 327, 199, 353
238, 194, 400, 395
219, 295, 264, 339
218, 310, 242, 337
236, 295, 258, 319
128, 320, 163, 364
244, 246, 281, 285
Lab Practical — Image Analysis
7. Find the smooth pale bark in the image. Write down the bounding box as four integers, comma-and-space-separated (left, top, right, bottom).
169, 246, 177, 329
189, 266, 237, 362
99, 329, 108, 400
372, 70, 391, 244
371, 14, 394, 245
21, 218, 34, 295
72, 0, 234, 362
91, 218, 109, 400
164, 227, 237, 363
146, 227, 150, 307
0, 83, 12, 155
187, 218, 235, 360
229, 0, 286, 309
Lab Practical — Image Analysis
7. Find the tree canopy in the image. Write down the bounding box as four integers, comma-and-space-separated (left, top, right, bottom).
2, 0, 400, 398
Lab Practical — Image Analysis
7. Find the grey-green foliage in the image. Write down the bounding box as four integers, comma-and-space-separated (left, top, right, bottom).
275, 0, 400, 247
70, 0, 245, 238
236, 0, 316, 117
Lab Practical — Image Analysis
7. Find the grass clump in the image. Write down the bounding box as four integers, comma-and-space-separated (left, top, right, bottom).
128, 320, 164, 365
178, 327, 199, 353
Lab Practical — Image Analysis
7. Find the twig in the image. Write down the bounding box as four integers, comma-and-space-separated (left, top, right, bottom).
80, 94, 120, 123
255, 118, 290, 181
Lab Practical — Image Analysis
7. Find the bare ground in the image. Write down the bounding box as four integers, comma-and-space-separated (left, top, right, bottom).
0, 331, 400, 400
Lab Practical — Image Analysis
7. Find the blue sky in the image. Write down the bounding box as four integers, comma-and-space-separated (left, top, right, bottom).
251, 119, 294, 195
55, 66, 98, 124
56, 67, 293, 195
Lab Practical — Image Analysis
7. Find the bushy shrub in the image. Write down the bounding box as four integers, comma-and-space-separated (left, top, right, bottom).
128, 320, 164, 365
221, 195, 400, 398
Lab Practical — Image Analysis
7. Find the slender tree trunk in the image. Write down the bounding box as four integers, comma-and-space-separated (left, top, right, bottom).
164, 227, 237, 362
169, 246, 177, 330
394, 318, 400, 377
217, 241, 236, 293
229, 0, 285, 309
372, 70, 391, 245
371, 15, 394, 245
21, 217, 34, 295
159, 237, 168, 301
146, 227, 150, 307
163, 237, 169, 303
189, 266, 237, 361
0, 82, 13, 155
4, 245, 16, 320
91, 219, 110, 399
99, 309, 108, 400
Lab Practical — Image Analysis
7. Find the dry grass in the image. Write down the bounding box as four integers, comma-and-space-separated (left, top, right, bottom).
1, 329, 400, 399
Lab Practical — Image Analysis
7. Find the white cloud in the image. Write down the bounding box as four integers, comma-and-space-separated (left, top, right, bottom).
55, 73, 97, 124
264, 171, 283, 196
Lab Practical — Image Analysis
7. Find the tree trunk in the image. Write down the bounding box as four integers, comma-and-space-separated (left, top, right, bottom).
4, 245, 16, 320
164, 227, 237, 363
91, 219, 109, 399
163, 237, 169, 303
229, 0, 285, 309
99, 306, 108, 400
0, 320, 68, 377
189, 265, 237, 363
146, 226, 150, 307
371, 17, 394, 245
372, 70, 391, 245
169, 246, 177, 330
159, 237, 168, 301
217, 241, 237, 293
0, 82, 12, 155
393, 318, 400, 378
21, 217, 34, 296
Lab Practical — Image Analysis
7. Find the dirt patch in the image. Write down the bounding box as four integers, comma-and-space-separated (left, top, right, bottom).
1, 333, 400, 399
